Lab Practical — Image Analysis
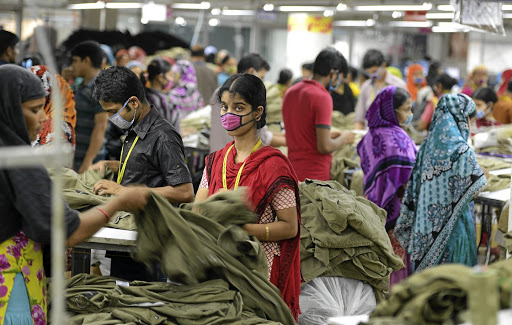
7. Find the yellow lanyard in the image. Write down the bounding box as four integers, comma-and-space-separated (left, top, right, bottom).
117, 135, 139, 184
222, 139, 262, 190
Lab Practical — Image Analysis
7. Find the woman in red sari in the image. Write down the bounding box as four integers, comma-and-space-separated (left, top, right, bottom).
195, 73, 301, 320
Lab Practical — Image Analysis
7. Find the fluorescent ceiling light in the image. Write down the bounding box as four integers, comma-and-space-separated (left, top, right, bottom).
333, 20, 368, 27
142, 2, 166, 22
392, 11, 404, 19
336, 3, 347, 11
389, 21, 432, 27
263, 3, 274, 11
437, 5, 454, 11
503, 5, 512, 10
68, 1, 105, 10
211, 8, 221, 15
106, 2, 144, 9
208, 18, 219, 26
173, 2, 210, 10
324, 9, 334, 17
504, 13, 512, 19
426, 12, 454, 19
353, 3, 432, 11
221, 9, 254, 15
175, 16, 187, 26
432, 26, 462, 33
278, 6, 330, 12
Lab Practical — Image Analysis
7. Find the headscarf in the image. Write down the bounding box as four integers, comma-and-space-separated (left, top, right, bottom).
0, 64, 46, 146
395, 94, 487, 272
407, 64, 427, 102
128, 46, 147, 63
497, 69, 512, 96
357, 86, 417, 230
463, 65, 488, 96
29, 65, 77, 128
100, 44, 115, 67
386, 66, 403, 80
169, 60, 204, 112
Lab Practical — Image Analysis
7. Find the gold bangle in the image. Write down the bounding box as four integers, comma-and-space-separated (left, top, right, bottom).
265, 225, 270, 241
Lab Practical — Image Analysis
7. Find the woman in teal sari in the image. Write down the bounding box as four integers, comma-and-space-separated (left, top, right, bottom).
395, 93, 487, 272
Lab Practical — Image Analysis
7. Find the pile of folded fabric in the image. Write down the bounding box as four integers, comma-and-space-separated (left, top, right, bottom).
64, 191, 295, 324
364, 258, 512, 325
48, 168, 136, 230
299, 179, 404, 302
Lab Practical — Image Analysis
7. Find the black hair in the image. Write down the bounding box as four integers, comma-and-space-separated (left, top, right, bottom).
362, 49, 385, 69
261, 60, 271, 72
302, 62, 314, 71
426, 60, 441, 87
393, 87, 411, 110
277, 69, 293, 85
221, 54, 231, 66
237, 53, 266, 74
217, 73, 267, 129
70, 40, 105, 69
348, 66, 358, 79
507, 80, 512, 93
436, 73, 458, 91
190, 46, 205, 57
0, 30, 19, 55
93, 66, 147, 104
147, 57, 171, 82
313, 47, 348, 77
472, 87, 498, 104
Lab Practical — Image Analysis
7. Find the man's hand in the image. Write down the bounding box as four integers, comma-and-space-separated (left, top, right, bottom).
94, 180, 124, 196
114, 187, 149, 212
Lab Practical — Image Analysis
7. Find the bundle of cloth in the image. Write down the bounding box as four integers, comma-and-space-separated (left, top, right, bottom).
48, 168, 135, 230
363, 258, 512, 325
476, 157, 511, 192
299, 179, 404, 302
64, 190, 295, 324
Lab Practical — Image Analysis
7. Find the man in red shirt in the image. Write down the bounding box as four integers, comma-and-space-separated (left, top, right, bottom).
282, 48, 354, 181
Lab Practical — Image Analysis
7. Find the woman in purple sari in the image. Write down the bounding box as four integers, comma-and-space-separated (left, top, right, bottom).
357, 86, 417, 287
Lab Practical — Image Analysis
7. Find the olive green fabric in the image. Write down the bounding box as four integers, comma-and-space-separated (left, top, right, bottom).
476, 157, 511, 171
299, 179, 404, 302
365, 258, 512, 325
329, 127, 364, 196
265, 82, 283, 125
132, 191, 295, 325
498, 203, 509, 234
482, 173, 511, 192
331, 111, 355, 131
48, 167, 136, 230
66, 274, 282, 325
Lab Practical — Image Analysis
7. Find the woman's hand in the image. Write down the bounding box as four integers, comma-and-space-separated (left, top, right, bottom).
94, 180, 124, 196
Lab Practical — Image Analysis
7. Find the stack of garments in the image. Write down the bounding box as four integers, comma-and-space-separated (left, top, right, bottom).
330, 129, 364, 197
299, 179, 404, 302
476, 157, 511, 192
364, 258, 512, 325
48, 168, 135, 230
64, 191, 295, 324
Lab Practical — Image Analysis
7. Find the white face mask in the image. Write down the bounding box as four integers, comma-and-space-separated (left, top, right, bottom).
108, 98, 136, 131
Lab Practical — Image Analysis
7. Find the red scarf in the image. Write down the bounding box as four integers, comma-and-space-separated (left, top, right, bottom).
206, 141, 302, 320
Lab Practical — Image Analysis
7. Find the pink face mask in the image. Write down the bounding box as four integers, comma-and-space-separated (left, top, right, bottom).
221, 111, 255, 131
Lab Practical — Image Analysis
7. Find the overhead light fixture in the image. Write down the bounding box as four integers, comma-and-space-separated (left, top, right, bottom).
175, 16, 187, 26
324, 9, 334, 17
208, 18, 219, 26
263, 3, 274, 11
221, 9, 255, 15
425, 12, 454, 19
173, 2, 210, 10
211, 8, 221, 15
437, 5, 454, 11
504, 13, 512, 18
353, 3, 432, 11
391, 11, 403, 19
503, 4, 512, 10
336, 3, 347, 11
366, 19, 376, 26
106, 2, 144, 9
333, 20, 368, 27
277, 6, 330, 12
141, 17, 149, 24
436, 22, 472, 32
68, 1, 105, 10
389, 21, 432, 28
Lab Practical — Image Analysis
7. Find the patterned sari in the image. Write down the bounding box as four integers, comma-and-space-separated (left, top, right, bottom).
357, 86, 417, 286
395, 94, 487, 272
